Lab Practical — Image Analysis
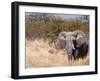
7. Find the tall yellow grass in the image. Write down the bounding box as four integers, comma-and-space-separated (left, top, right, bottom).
25, 39, 89, 68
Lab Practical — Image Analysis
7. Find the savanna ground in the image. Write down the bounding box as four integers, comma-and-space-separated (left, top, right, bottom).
25, 12, 89, 68
25, 39, 89, 68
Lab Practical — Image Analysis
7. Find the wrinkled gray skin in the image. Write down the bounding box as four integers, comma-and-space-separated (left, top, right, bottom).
55, 30, 89, 60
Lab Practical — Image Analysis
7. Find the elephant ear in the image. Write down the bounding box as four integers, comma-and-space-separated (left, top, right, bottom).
75, 37, 85, 48
72, 31, 85, 48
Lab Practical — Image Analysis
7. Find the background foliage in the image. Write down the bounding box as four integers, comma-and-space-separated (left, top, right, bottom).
25, 13, 89, 42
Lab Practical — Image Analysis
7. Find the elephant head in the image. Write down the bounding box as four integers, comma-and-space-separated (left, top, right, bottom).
56, 31, 76, 60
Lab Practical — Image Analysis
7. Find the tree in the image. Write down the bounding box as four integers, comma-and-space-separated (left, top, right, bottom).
81, 15, 89, 23
25, 12, 51, 22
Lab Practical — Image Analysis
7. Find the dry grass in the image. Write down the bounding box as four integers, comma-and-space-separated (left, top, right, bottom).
25, 39, 89, 68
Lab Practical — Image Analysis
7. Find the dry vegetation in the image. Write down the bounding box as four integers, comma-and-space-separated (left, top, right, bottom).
25, 39, 89, 68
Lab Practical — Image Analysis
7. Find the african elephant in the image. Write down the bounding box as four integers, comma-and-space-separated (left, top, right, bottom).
55, 30, 89, 60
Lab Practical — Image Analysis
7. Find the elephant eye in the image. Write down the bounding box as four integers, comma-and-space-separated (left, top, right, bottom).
62, 34, 66, 38
63, 35, 66, 38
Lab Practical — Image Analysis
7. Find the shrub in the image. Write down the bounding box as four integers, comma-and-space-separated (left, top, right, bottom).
25, 15, 89, 42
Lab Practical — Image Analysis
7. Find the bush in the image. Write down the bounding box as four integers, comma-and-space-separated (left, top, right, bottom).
25, 15, 89, 42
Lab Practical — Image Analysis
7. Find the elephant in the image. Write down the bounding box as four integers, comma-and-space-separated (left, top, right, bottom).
55, 30, 89, 60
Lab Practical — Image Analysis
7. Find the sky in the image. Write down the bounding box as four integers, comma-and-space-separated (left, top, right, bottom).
53, 14, 83, 20
25, 12, 88, 20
